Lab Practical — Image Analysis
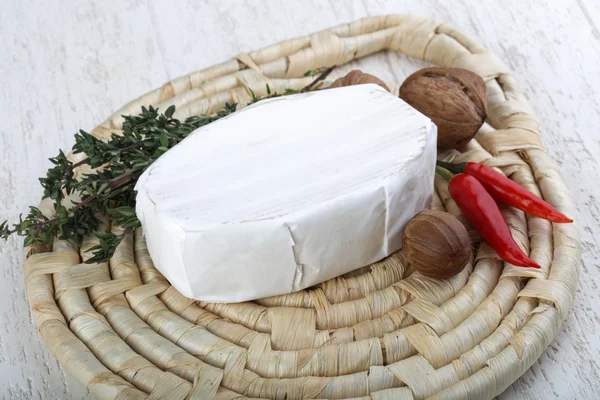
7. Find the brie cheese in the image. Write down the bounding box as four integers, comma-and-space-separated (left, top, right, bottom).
135, 84, 437, 302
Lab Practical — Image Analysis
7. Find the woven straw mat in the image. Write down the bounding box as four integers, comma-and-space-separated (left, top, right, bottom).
24, 15, 580, 400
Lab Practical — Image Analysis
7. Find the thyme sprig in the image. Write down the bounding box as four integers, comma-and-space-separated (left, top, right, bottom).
2, 104, 238, 263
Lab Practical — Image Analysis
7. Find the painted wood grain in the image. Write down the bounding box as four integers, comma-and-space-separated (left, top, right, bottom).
0, 0, 598, 398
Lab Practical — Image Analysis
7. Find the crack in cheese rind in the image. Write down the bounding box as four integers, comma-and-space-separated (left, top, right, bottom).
135, 84, 437, 302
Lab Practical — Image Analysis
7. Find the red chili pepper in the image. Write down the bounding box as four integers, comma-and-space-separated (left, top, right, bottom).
437, 167, 540, 269
438, 161, 572, 223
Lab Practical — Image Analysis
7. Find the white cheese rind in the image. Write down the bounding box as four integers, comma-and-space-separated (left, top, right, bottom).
135, 84, 437, 302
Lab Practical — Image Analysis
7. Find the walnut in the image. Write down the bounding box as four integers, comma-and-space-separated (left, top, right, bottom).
329, 70, 390, 92
402, 210, 471, 279
399, 67, 488, 149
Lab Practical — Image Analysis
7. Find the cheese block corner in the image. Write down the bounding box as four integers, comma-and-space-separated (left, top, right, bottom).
135, 84, 437, 302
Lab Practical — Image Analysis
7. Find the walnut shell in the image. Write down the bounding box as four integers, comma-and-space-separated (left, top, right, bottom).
330, 70, 390, 92
399, 67, 487, 149
402, 210, 471, 279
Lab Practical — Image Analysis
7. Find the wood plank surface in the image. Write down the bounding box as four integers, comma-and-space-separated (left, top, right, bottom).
0, 0, 598, 398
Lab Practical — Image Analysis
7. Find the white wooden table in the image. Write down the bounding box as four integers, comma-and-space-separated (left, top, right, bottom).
1, 1, 599, 398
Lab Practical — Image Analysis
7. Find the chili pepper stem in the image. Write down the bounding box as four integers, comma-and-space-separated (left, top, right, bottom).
436, 160, 467, 174
435, 165, 455, 182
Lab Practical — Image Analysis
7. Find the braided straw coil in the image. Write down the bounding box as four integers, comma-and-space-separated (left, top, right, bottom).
24, 15, 580, 400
